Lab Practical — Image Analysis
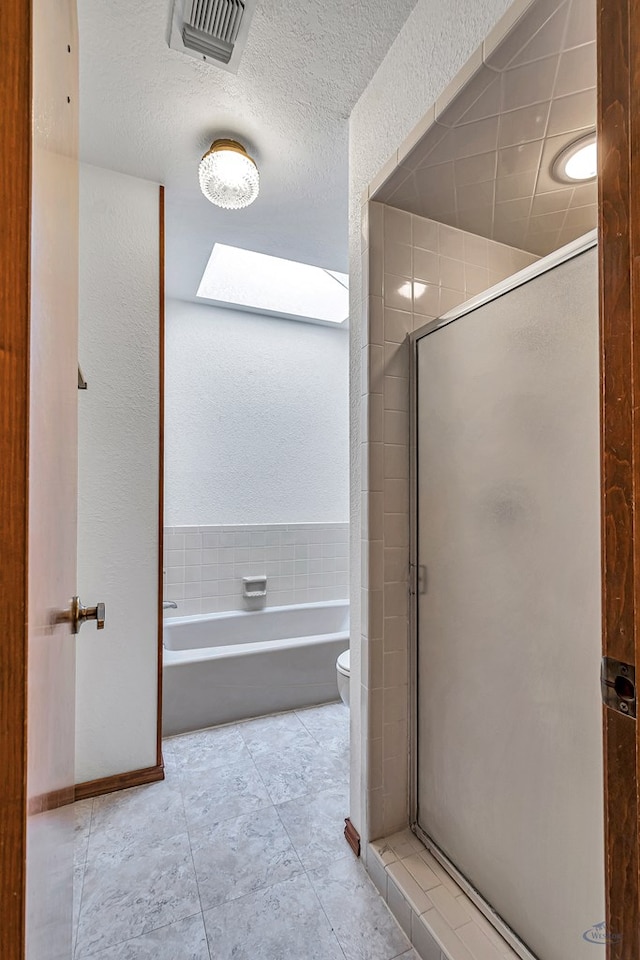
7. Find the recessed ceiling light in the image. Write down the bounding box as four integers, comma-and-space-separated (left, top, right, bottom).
198, 139, 259, 209
197, 244, 349, 324
552, 132, 597, 183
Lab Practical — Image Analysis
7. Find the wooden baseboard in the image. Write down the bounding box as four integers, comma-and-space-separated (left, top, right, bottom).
74, 761, 164, 801
344, 817, 361, 857
28, 786, 75, 816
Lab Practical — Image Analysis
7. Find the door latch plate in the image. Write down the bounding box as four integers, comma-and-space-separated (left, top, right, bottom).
601, 657, 636, 719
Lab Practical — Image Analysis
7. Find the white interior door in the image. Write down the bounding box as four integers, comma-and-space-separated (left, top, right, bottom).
414, 244, 604, 960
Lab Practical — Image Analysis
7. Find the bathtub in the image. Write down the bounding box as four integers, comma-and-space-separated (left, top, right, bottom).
162, 600, 349, 735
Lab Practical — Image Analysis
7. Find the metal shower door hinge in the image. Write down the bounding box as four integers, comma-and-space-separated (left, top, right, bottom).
601, 657, 637, 719
409, 563, 427, 597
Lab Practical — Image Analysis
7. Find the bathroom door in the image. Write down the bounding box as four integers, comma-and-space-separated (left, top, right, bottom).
0, 1, 79, 958
413, 244, 605, 960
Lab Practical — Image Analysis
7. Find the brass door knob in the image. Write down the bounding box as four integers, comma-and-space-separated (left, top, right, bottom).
68, 596, 106, 634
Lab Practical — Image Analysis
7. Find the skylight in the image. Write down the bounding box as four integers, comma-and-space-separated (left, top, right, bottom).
197, 244, 349, 324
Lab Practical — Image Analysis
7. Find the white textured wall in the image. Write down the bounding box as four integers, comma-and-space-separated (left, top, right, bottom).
347, 0, 516, 838
76, 163, 160, 783
165, 299, 349, 526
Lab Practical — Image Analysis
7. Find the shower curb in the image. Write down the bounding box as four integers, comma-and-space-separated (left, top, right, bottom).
363, 830, 519, 960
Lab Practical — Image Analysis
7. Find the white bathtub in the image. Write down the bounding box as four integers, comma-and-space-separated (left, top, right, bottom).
162, 600, 349, 735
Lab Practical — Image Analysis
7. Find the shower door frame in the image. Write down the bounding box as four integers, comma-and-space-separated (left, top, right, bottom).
407, 229, 599, 960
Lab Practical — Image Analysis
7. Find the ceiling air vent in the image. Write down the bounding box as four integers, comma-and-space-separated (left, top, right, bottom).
168, 0, 257, 74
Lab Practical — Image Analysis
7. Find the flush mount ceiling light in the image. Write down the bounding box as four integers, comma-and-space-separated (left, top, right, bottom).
552, 132, 597, 184
198, 139, 259, 209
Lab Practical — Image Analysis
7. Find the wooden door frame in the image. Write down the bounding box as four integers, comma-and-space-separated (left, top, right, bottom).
157, 184, 166, 770
0, 1, 31, 957
598, 0, 640, 955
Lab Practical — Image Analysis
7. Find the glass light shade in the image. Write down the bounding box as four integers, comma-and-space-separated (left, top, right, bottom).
198, 139, 260, 209
553, 133, 597, 183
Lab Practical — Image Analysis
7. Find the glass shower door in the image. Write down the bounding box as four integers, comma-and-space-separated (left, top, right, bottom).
414, 244, 604, 960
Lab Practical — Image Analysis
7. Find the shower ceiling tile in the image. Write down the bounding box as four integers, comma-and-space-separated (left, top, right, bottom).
453, 151, 497, 187
531, 187, 574, 216
457, 208, 497, 239
383, 172, 421, 212
557, 222, 593, 247
413, 161, 455, 196
412, 128, 457, 170
372, 0, 597, 258
563, 205, 597, 232
452, 116, 499, 160
526, 210, 567, 235
569, 181, 598, 207
495, 169, 538, 202
554, 42, 597, 97
564, 0, 596, 49
455, 179, 495, 212
497, 140, 544, 177
437, 64, 497, 127
497, 101, 551, 147
484, 0, 566, 69
455, 76, 502, 126
546, 89, 596, 137
507, 1, 570, 67
494, 198, 532, 223
400, 123, 450, 172
500, 56, 559, 113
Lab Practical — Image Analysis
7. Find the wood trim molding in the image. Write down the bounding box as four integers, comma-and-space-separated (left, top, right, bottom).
75, 763, 164, 802
0, 1, 31, 958
597, 0, 640, 954
344, 818, 361, 857
28, 787, 75, 817
157, 184, 165, 767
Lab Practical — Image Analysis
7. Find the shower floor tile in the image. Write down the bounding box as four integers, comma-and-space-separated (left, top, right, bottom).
73, 703, 410, 960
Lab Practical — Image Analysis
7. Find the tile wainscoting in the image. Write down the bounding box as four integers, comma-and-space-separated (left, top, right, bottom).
164, 522, 349, 616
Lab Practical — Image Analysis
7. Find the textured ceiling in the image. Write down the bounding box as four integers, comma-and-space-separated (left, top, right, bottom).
375, 0, 597, 257
78, 0, 419, 301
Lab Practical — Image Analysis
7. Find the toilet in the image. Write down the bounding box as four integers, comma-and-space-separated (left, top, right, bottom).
336, 649, 350, 707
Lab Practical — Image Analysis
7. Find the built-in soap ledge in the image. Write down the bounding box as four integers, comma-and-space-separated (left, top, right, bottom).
242, 575, 267, 598
364, 830, 519, 960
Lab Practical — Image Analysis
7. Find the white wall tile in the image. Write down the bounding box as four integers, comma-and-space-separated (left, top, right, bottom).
163, 522, 349, 612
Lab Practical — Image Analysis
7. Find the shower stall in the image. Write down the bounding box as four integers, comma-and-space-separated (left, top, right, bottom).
409, 232, 604, 960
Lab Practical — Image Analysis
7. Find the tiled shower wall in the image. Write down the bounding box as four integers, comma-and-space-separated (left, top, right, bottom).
361, 202, 537, 839
164, 522, 349, 616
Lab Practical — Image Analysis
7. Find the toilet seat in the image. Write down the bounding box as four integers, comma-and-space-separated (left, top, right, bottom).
336, 649, 350, 677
